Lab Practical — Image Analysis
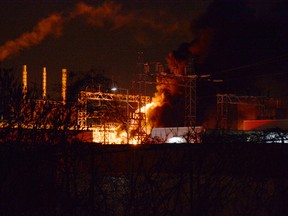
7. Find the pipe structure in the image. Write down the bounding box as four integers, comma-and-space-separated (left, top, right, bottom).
111, 87, 130, 144
62, 68, 67, 104
42, 67, 47, 99
22, 65, 28, 95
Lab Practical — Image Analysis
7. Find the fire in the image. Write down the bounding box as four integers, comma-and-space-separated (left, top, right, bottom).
92, 124, 140, 145
92, 124, 128, 144
138, 101, 157, 114
145, 69, 186, 128
135, 101, 157, 131
91, 102, 157, 144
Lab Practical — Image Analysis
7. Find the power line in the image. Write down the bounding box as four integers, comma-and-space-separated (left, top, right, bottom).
218, 53, 288, 74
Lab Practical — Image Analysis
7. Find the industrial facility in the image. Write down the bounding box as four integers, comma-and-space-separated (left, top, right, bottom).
1, 62, 288, 144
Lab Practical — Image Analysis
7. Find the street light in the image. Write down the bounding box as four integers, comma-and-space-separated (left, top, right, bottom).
111, 87, 130, 144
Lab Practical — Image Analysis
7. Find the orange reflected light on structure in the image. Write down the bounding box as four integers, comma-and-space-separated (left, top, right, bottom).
135, 101, 158, 130
62, 68, 67, 104
42, 67, 47, 99
92, 124, 128, 144
92, 124, 140, 144
91, 102, 157, 144
22, 65, 28, 94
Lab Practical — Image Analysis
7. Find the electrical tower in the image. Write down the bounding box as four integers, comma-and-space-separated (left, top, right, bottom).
77, 90, 150, 144
216, 94, 269, 129
136, 61, 197, 128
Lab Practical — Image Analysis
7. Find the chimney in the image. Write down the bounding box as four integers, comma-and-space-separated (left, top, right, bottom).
144, 63, 150, 74
22, 65, 28, 95
42, 67, 47, 99
62, 68, 67, 104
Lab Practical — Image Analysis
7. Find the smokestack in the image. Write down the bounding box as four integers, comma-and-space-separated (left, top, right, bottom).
22, 65, 28, 95
144, 63, 150, 74
62, 68, 67, 104
42, 67, 47, 99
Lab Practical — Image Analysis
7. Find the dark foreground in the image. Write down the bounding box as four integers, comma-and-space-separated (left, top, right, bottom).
1, 142, 288, 215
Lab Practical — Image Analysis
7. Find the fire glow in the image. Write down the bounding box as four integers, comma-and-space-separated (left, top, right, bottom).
92, 102, 157, 144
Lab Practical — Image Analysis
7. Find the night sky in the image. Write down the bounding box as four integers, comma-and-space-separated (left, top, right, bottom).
194, 0, 288, 97
0, 0, 209, 97
1, 0, 288, 99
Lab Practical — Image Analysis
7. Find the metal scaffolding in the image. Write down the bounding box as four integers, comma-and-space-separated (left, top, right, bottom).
216, 94, 268, 129
136, 62, 197, 127
184, 76, 197, 127
77, 90, 151, 144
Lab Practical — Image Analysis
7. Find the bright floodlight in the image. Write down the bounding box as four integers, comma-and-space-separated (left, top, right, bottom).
166, 137, 186, 144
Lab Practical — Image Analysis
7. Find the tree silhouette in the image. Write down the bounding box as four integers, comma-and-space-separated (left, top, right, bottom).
67, 69, 112, 101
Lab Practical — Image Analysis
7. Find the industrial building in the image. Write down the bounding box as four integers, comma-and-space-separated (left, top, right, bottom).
1, 62, 288, 144
0, 62, 199, 144
217, 94, 288, 130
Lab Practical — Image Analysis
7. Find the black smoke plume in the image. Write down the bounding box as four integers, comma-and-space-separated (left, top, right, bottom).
148, 0, 288, 128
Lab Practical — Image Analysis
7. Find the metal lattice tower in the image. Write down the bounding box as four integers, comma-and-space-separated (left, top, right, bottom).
77, 90, 151, 143
216, 94, 268, 129
77, 91, 150, 127
184, 63, 197, 127
136, 61, 197, 128
134, 51, 150, 143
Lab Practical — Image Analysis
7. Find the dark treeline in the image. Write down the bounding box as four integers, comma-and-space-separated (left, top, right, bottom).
1, 141, 288, 215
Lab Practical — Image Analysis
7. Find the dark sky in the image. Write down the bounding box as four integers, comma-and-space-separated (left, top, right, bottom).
0, 0, 211, 97
194, 0, 288, 97
1, 0, 288, 98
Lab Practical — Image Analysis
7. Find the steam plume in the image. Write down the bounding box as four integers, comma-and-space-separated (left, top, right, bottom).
70, 2, 133, 29
0, 1, 184, 61
0, 14, 63, 61
71, 2, 183, 32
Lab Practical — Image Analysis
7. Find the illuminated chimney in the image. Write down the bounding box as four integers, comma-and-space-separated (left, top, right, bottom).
62, 68, 67, 104
144, 63, 150, 74
22, 65, 28, 95
42, 67, 47, 99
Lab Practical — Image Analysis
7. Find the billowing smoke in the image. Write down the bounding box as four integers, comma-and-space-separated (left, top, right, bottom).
192, 0, 288, 128
147, 0, 288, 128
194, 0, 288, 94
0, 14, 63, 61
70, 1, 184, 44
69, 2, 134, 29
147, 43, 193, 128
0, 1, 184, 61
146, 13, 215, 128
